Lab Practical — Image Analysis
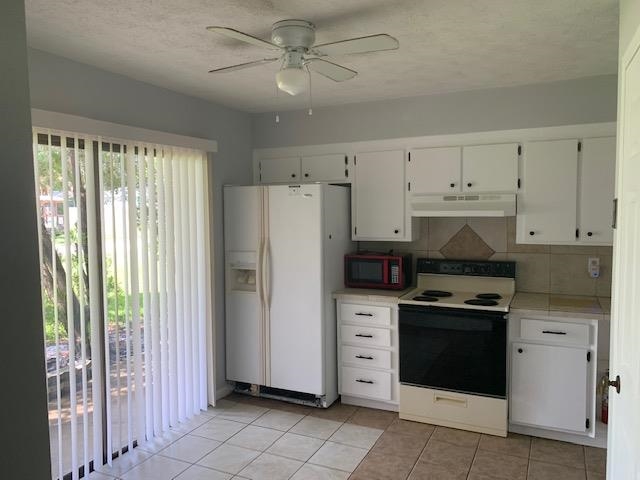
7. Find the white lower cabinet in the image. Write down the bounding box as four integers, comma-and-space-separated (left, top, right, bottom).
337, 298, 399, 409
509, 313, 598, 438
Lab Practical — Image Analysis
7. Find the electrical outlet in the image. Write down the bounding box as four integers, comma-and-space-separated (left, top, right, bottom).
588, 257, 600, 279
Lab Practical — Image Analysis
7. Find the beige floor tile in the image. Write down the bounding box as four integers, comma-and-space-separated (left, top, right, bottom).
217, 404, 270, 424
350, 451, 415, 480
204, 399, 238, 416
289, 463, 349, 480
197, 444, 261, 475
385, 418, 435, 439
158, 434, 221, 463
408, 460, 469, 479
346, 407, 397, 430
328, 423, 383, 449
227, 425, 284, 451
527, 460, 586, 480
469, 450, 528, 480
238, 452, 303, 480
587, 471, 606, 480
266, 432, 325, 462
252, 410, 304, 431
136, 430, 185, 454
419, 439, 475, 470
308, 403, 358, 422
290, 417, 343, 440
174, 465, 232, 479
120, 455, 190, 480
431, 426, 480, 448
585, 446, 607, 474
370, 431, 428, 461
530, 438, 585, 469
94, 449, 152, 476
191, 418, 246, 442
478, 433, 531, 458
308, 441, 368, 472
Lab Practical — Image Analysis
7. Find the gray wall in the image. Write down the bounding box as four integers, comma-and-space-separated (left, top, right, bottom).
0, 1, 51, 478
252, 75, 618, 148
28, 48, 254, 395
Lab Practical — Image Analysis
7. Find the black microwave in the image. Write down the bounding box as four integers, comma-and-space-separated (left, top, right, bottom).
344, 252, 412, 290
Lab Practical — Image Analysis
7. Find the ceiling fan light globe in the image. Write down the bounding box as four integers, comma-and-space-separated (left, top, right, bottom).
276, 67, 308, 96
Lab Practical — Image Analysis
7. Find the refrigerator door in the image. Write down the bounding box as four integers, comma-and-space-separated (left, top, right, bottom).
266, 184, 325, 395
224, 186, 265, 385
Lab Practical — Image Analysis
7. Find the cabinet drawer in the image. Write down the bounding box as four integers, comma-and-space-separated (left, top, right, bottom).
340, 303, 391, 326
341, 366, 391, 400
521, 319, 590, 346
341, 345, 392, 370
341, 325, 391, 347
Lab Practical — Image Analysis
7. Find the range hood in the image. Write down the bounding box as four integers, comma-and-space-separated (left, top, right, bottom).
410, 193, 516, 217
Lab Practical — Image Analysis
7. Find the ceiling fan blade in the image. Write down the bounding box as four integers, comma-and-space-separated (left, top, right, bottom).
307, 58, 357, 82
206, 26, 281, 51
312, 34, 399, 56
209, 57, 280, 73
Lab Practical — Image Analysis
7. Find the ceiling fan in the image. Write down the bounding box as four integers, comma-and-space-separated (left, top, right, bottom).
206, 20, 399, 96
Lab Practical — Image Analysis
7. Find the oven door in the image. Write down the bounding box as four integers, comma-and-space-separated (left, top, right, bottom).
399, 304, 507, 398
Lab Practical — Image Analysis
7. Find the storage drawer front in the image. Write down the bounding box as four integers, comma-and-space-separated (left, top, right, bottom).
341, 345, 391, 370
341, 325, 391, 347
521, 319, 590, 346
340, 303, 392, 326
342, 366, 391, 400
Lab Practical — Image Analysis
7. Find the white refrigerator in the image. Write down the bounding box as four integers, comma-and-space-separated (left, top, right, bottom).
223, 183, 352, 407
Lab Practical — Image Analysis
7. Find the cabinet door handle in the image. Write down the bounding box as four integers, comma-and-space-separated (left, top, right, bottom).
304, 173, 309, 178
542, 330, 567, 335
394, 229, 400, 234
587, 231, 593, 237
356, 379, 374, 384
450, 183, 456, 188
355, 333, 373, 338
467, 182, 473, 187
355, 355, 374, 360
291, 173, 296, 178
517, 348, 523, 353
529, 231, 535, 236
355, 312, 373, 317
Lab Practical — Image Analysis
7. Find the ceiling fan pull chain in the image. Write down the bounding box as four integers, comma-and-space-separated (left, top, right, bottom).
275, 77, 280, 124
307, 64, 313, 116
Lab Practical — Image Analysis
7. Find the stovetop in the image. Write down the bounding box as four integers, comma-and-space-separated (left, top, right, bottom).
399, 259, 516, 312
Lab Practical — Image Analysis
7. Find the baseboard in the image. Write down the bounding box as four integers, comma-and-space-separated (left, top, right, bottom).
214, 382, 234, 402
340, 395, 399, 412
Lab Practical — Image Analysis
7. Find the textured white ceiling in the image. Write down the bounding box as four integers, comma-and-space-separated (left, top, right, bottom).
25, 0, 618, 113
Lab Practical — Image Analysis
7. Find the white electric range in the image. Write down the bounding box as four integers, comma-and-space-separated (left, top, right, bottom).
398, 259, 516, 437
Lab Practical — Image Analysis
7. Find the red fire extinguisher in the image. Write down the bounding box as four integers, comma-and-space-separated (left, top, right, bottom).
599, 369, 609, 424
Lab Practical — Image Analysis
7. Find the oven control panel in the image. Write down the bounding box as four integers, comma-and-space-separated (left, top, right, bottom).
416, 259, 516, 278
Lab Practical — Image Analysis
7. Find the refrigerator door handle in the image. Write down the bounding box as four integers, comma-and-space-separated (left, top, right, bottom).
263, 240, 272, 308
257, 238, 265, 305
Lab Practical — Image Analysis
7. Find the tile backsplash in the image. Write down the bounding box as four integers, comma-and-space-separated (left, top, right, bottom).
359, 217, 612, 297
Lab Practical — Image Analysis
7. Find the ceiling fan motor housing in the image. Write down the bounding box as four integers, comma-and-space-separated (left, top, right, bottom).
271, 20, 316, 49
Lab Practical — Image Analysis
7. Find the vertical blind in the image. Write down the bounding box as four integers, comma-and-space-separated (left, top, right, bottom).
33, 129, 213, 480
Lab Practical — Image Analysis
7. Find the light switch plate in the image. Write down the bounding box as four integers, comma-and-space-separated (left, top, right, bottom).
588, 257, 600, 278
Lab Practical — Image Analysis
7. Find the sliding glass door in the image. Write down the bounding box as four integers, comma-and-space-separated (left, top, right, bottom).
33, 130, 212, 480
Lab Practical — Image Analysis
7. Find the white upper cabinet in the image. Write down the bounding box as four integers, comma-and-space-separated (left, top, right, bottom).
353, 149, 414, 241
259, 156, 301, 183
408, 147, 461, 194
462, 143, 519, 193
579, 137, 616, 244
517, 139, 579, 244
301, 153, 349, 182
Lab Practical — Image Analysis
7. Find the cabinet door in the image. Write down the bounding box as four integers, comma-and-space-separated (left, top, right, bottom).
510, 342, 588, 433
408, 147, 461, 194
517, 139, 578, 243
462, 143, 519, 193
259, 157, 301, 183
354, 150, 407, 240
579, 137, 616, 244
301, 153, 349, 182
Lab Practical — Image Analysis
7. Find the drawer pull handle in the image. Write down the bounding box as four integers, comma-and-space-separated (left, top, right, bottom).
356, 379, 374, 384
355, 355, 374, 360
355, 312, 374, 317
355, 333, 373, 338
434, 395, 467, 407
542, 330, 567, 335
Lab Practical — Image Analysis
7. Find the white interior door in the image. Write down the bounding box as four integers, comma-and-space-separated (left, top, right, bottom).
607, 15, 640, 479
408, 147, 461, 194
579, 137, 616, 244
266, 184, 325, 395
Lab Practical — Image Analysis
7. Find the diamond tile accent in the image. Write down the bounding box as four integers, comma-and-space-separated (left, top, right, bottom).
440, 224, 495, 260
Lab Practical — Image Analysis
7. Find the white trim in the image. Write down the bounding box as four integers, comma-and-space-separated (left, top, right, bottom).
215, 383, 234, 402
252, 122, 616, 183
31, 109, 218, 153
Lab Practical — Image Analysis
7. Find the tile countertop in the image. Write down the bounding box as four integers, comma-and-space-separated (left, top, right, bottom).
511, 292, 611, 315
332, 287, 413, 303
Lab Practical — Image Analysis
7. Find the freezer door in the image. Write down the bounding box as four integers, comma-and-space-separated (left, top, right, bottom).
266, 184, 325, 395
224, 186, 265, 384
